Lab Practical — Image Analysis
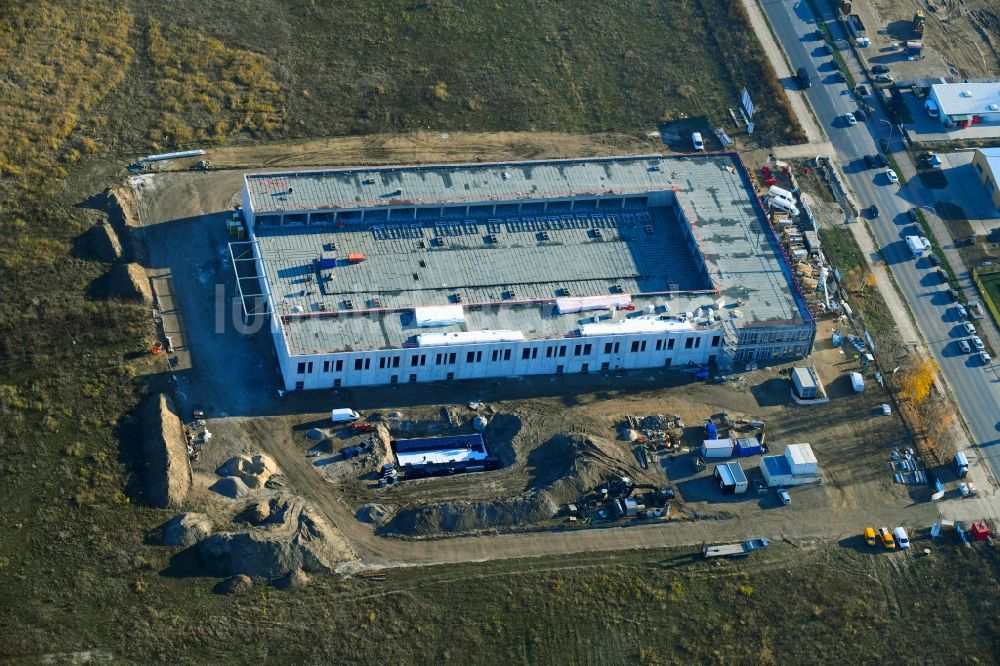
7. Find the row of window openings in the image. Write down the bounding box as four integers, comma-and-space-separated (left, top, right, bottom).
296, 336, 721, 375
293, 357, 687, 391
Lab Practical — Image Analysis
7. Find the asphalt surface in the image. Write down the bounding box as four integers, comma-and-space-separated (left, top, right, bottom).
760, 0, 1000, 475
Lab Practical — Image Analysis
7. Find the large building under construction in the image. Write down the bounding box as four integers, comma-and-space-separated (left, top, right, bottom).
235, 154, 814, 390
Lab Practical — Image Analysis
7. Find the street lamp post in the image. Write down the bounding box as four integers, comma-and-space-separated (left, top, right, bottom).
879, 118, 896, 153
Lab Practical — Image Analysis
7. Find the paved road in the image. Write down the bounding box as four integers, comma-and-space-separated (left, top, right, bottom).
760, 0, 1000, 475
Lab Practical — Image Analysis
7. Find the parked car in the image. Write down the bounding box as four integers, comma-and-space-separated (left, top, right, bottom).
865, 526, 877, 547
936, 269, 947, 283
878, 526, 896, 549
854, 108, 867, 121
855, 83, 871, 97
871, 64, 891, 74
956, 303, 968, 318
980, 351, 992, 364
777, 488, 791, 506
893, 527, 910, 549
796, 66, 812, 88
873, 73, 894, 86
691, 132, 704, 151
959, 339, 972, 354
907, 209, 919, 222
928, 253, 941, 266
948, 288, 960, 302
874, 154, 888, 167
869, 204, 880, 218
754, 478, 768, 495
844, 112, 857, 126
964, 322, 977, 336
885, 168, 899, 184
972, 336, 985, 351
864, 154, 877, 169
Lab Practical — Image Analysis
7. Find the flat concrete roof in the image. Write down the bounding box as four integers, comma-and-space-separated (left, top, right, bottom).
248, 154, 731, 214
253, 155, 808, 355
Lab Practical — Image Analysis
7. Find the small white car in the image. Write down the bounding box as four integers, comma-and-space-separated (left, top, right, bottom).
885, 168, 899, 184
893, 526, 910, 549
972, 336, 985, 351
777, 488, 791, 506
691, 132, 704, 151
980, 351, 992, 365
957, 304, 969, 319
964, 322, 977, 336
844, 112, 857, 125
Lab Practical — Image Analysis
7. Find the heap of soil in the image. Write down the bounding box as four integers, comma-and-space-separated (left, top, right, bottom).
197, 494, 355, 578
214, 574, 253, 596
108, 262, 152, 304
382, 433, 642, 536
210, 476, 251, 499
272, 568, 310, 591
141, 393, 192, 508
216, 453, 279, 489
77, 217, 122, 263
161, 512, 213, 547
356, 503, 390, 525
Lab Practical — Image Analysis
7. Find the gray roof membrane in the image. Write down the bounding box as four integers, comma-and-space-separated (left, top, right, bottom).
249, 155, 804, 355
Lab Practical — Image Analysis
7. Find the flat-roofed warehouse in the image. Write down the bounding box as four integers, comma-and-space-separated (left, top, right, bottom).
235, 154, 815, 390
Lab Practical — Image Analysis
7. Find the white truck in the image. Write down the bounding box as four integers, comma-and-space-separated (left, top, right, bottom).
905, 235, 931, 258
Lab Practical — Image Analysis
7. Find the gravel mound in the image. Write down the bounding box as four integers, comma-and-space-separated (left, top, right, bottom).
356, 503, 390, 525
141, 393, 191, 508
161, 512, 213, 547
210, 476, 251, 499
197, 494, 355, 578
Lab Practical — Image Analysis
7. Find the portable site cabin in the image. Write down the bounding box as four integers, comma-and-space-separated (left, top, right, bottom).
701, 438, 734, 459
735, 436, 763, 457
715, 461, 748, 494
955, 451, 969, 478
791, 366, 819, 399
760, 443, 821, 487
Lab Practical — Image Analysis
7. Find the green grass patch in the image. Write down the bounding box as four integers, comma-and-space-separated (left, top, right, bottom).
973, 267, 1000, 326
819, 226, 898, 346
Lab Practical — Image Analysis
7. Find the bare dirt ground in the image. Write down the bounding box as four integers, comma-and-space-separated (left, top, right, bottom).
863, 0, 1000, 79
127, 157, 994, 570
155, 131, 666, 172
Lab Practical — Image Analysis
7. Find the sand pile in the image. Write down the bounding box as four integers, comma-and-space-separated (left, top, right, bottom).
214, 574, 253, 596
161, 513, 213, 547
216, 453, 279, 489
108, 262, 152, 304
210, 476, 251, 499
141, 393, 192, 508
197, 494, 355, 578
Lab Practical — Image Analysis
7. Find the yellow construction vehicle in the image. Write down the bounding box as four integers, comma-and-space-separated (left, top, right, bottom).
913, 11, 925, 37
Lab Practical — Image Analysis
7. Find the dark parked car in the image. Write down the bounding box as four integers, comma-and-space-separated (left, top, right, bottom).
869, 204, 880, 218
797, 66, 812, 88
907, 209, 919, 222
936, 269, 947, 283
948, 288, 960, 302
854, 108, 867, 121
928, 253, 941, 266
871, 64, 891, 74
864, 154, 877, 169
874, 154, 888, 167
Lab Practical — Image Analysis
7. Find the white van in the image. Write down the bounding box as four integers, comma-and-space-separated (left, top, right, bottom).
893, 526, 910, 549
924, 99, 940, 118
691, 132, 704, 151
331, 408, 361, 423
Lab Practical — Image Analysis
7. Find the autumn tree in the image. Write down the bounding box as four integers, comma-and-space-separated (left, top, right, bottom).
897, 356, 938, 404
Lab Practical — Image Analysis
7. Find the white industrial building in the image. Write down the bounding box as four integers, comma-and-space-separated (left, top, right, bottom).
760, 443, 821, 487
233, 155, 815, 390
928, 82, 1000, 128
